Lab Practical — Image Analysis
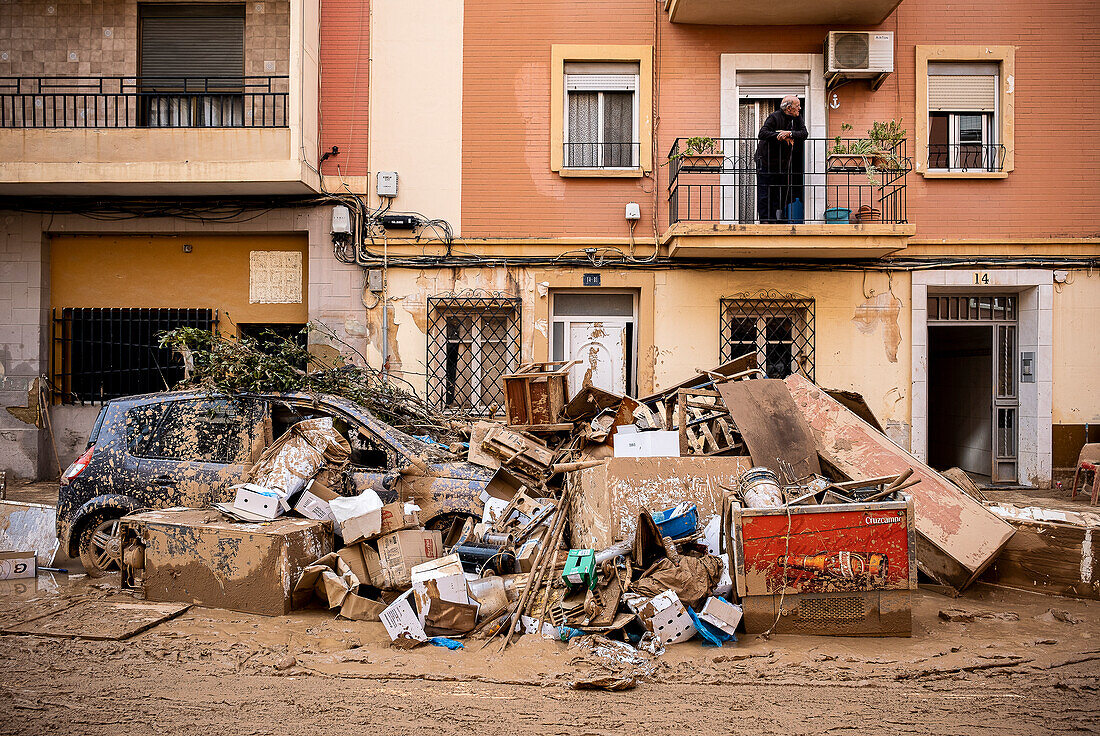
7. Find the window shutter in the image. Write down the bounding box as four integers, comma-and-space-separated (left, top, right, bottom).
140, 5, 245, 88
566, 74, 637, 92
928, 65, 998, 111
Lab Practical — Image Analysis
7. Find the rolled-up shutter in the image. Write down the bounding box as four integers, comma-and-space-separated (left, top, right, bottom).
928, 62, 998, 111
140, 4, 245, 89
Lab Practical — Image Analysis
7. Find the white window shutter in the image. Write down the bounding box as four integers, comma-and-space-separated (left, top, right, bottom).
928, 75, 997, 112
566, 74, 637, 92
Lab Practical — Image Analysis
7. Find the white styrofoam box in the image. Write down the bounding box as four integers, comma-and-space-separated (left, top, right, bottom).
410, 553, 470, 625
713, 552, 733, 599
634, 589, 696, 645
294, 486, 337, 523
379, 589, 426, 643
699, 597, 743, 637
702, 514, 722, 556
329, 489, 383, 543
232, 484, 289, 519
613, 430, 680, 458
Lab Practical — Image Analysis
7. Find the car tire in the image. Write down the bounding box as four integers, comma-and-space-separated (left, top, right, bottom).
78, 516, 123, 578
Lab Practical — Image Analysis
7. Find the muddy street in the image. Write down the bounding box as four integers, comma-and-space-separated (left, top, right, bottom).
1, 572, 1096, 736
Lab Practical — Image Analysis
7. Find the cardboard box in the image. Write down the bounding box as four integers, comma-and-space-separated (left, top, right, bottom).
423, 599, 480, 637
380, 589, 427, 643
699, 597, 742, 636
295, 477, 340, 523
378, 501, 420, 537
232, 483, 289, 520
336, 544, 371, 587
410, 553, 469, 624
562, 549, 596, 589
0, 551, 36, 580
516, 536, 540, 572
330, 489, 384, 544
567, 457, 753, 549
339, 592, 388, 622
375, 530, 443, 589
122, 509, 333, 616
613, 430, 681, 458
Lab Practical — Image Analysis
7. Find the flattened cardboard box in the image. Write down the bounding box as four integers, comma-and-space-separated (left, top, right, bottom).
377, 501, 420, 538
567, 457, 752, 549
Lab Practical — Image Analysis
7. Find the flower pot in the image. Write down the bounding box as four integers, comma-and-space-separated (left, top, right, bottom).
825, 207, 851, 223
677, 153, 723, 173
826, 153, 869, 173
855, 205, 882, 223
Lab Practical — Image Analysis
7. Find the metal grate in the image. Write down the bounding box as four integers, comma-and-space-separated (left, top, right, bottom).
52, 307, 217, 404
427, 294, 520, 416
720, 293, 815, 380
796, 596, 866, 622
927, 294, 1016, 322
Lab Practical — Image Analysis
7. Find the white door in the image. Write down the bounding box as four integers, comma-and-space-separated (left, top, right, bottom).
567, 321, 627, 395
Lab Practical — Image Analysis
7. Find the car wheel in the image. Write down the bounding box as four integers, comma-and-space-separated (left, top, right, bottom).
78, 517, 123, 577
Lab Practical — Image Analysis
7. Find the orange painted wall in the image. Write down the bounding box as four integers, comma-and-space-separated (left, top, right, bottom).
460, 0, 1100, 241
319, 0, 370, 177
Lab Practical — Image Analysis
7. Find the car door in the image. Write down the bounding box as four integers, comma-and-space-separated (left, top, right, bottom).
125, 396, 264, 508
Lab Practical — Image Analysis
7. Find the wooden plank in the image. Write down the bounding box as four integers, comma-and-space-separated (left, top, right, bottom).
717, 378, 822, 479
785, 373, 1016, 593
3, 600, 190, 640
980, 505, 1099, 600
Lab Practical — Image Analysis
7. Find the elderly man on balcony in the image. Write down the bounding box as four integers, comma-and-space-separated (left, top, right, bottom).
754, 95, 808, 223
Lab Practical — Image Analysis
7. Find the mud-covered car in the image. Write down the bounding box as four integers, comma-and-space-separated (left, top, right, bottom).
58, 390, 493, 576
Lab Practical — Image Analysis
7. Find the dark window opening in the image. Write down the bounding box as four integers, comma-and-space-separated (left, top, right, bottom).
130, 398, 246, 464
720, 297, 815, 380
427, 296, 520, 415
52, 307, 218, 404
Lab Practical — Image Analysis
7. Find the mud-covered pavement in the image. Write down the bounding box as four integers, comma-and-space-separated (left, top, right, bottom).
1, 568, 1097, 736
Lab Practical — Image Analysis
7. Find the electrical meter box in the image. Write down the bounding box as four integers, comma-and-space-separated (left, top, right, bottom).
377, 171, 398, 197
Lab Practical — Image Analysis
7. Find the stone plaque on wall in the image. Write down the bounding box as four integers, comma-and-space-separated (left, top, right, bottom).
249, 250, 302, 304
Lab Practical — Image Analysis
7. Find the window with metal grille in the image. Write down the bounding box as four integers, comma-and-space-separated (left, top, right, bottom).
720, 295, 815, 380
52, 308, 218, 404
427, 295, 520, 415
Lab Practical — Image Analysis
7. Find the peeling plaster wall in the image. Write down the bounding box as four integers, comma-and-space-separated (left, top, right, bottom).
375, 266, 913, 443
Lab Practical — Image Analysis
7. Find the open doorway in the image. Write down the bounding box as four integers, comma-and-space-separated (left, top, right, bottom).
926, 294, 1019, 485
928, 326, 993, 483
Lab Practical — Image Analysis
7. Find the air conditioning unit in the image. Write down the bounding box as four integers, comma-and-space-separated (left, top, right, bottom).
825, 31, 894, 76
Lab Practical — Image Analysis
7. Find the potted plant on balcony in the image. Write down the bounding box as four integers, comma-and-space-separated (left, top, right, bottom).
828, 120, 907, 184
668, 136, 724, 173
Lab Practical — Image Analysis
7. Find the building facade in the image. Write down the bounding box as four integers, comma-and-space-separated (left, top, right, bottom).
1, 0, 1098, 489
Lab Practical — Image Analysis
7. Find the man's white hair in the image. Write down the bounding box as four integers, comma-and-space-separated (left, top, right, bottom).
780, 95, 800, 112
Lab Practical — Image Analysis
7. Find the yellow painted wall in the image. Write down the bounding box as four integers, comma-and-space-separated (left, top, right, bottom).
1052, 270, 1100, 425
374, 265, 911, 433
50, 234, 309, 328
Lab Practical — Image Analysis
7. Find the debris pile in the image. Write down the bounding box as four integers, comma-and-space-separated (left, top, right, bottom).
87, 347, 1098, 668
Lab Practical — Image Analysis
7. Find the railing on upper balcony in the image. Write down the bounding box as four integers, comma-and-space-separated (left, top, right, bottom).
0, 76, 289, 128
667, 137, 911, 226
928, 143, 1006, 173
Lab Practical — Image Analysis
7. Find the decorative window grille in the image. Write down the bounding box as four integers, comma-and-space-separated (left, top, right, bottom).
52, 307, 218, 404
720, 293, 814, 380
427, 294, 520, 415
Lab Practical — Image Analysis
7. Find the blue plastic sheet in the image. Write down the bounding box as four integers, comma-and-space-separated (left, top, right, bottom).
428, 637, 464, 650
686, 603, 736, 647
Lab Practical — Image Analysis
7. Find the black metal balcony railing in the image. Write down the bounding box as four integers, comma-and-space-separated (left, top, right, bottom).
0, 76, 289, 128
928, 143, 1006, 172
564, 141, 640, 169
667, 137, 910, 226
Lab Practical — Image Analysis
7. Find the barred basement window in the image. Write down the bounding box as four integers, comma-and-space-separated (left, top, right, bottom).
427, 294, 520, 415
720, 294, 814, 380
52, 307, 218, 404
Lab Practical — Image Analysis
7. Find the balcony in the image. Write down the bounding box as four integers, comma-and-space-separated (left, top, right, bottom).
665, 137, 915, 258
0, 0, 318, 196
664, 0, 904, 25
